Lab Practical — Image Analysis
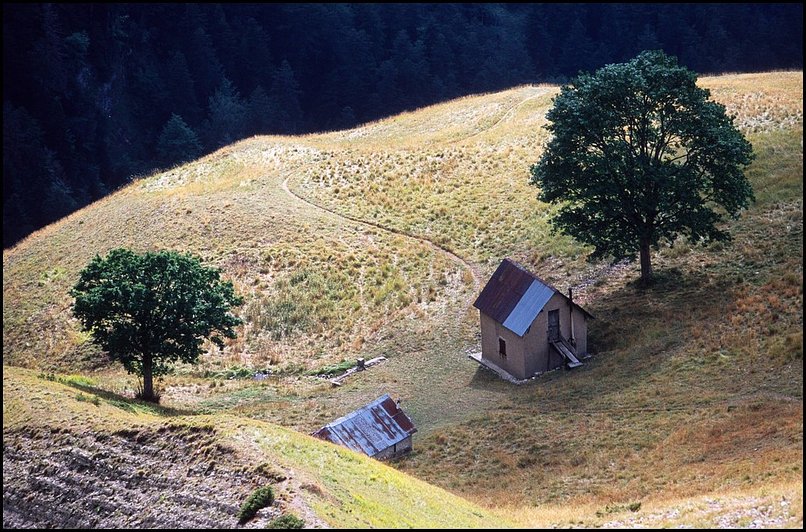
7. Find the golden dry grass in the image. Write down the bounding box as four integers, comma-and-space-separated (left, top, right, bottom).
504, 480, 802, 528
2, 71, 802, 527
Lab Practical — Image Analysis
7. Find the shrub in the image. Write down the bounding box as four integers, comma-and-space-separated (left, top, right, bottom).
306, 359, 355, 377
267, 514, 305, 529
237, 486, 275, 524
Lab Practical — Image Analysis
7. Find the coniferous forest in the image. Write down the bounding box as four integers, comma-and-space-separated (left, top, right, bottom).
3, 3, 803, 247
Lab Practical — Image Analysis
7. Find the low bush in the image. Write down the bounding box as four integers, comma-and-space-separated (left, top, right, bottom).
237, 486, 275, 524
267, 514, 305, 529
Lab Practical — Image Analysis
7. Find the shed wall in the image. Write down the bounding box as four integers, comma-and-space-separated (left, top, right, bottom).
522, 306, 547, 377
372, 435, 413, 461
480, 312, 527, 378
571, 307, 588, 356
479, 292, 589, 380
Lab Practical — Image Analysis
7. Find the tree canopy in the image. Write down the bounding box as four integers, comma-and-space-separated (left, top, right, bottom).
156, 114, 202, 165
529, 50, 755, 283
71, 248, 243, 402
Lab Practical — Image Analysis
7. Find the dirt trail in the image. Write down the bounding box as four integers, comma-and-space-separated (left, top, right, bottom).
451, 86, 552, 144
278, 88, 554, 312
281, 175, 482, 308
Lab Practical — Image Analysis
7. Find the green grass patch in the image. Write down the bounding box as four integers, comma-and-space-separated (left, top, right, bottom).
203, 365, 261, 380
237, 486, 275, 524
305, 359, 356, 377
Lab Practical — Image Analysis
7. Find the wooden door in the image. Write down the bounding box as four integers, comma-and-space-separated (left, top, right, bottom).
548, 309, 560, 341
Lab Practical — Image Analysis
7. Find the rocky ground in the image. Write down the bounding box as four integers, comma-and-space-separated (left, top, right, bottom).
2, 423, 318, 529
599, 494, 801, 529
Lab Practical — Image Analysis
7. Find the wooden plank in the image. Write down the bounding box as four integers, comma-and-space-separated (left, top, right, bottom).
550, 341, 583, 368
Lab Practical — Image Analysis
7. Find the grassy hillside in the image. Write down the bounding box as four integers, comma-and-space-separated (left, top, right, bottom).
3, 71, 803, 527
3, 365, 509, 528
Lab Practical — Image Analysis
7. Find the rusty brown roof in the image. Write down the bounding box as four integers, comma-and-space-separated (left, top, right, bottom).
312, 394, 416, 457
473, 258, 538, 325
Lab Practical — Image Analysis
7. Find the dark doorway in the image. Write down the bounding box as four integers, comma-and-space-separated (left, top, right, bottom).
548, 310, 560, 341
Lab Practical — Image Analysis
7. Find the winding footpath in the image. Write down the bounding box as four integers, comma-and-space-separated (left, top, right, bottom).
278, 87, 553, 313
450, 86, 552, 145
281, 174, 483, 310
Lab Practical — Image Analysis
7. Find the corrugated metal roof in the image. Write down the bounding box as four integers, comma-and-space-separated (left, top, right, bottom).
472, 259, 535, 325
312, 394, 417, 457
474, 258, 593, 337
502, 279, 555, 336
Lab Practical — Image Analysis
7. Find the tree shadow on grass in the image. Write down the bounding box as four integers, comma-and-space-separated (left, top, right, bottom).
59, 380, 196, 417
580, 265, 741, 389
465, 266, 744, 408
463, 267, 724, 387
587, 266, 733, 348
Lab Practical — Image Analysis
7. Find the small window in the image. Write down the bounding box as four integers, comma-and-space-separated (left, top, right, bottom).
498, 337, 507, 357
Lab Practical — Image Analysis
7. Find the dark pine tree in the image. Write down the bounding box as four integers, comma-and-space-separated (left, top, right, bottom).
157, 114, 202, 165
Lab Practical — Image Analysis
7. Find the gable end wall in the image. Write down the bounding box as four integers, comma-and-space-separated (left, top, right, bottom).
480, 292, 587, 379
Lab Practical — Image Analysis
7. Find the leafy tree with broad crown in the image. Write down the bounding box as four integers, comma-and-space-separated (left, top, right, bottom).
530, 50, 754, 283
71, 248, 243, 402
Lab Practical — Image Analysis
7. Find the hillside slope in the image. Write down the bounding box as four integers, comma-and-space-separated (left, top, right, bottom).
3, 366, 509, 528
3, 71, 803, 527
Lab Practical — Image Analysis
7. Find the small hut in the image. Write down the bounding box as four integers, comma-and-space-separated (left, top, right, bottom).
312, 394, 417, 460
472, 258, 594, 381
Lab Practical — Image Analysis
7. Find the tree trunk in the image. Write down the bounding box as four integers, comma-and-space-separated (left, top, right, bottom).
639, 238, 653, 283
142, 353, 156, 402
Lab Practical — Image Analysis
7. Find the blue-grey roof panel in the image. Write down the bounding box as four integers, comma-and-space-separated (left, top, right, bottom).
501, 279, 555, 336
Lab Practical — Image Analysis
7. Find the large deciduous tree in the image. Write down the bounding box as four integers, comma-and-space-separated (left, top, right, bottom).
71, 248, 243, 402
530, 50, 754, 283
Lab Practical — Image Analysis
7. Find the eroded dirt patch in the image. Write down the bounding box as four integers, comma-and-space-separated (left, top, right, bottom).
2, 424, 292, 528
